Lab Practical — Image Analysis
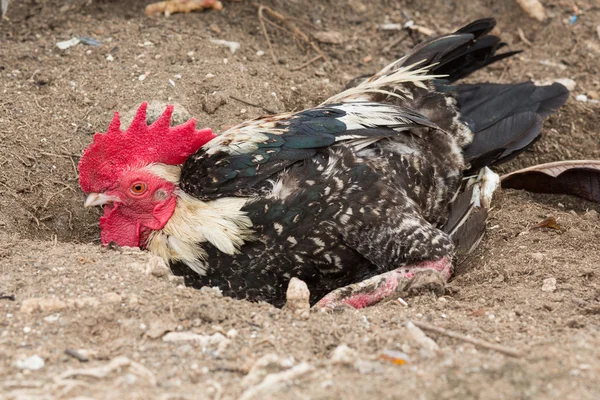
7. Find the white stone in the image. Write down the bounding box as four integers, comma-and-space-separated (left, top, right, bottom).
15, 355, 45, 371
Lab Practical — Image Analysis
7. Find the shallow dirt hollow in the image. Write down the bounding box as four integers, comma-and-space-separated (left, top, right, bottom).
1, 0, 599, 399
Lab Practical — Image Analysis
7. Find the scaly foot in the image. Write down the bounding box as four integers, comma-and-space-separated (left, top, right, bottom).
314, 257, 452, 310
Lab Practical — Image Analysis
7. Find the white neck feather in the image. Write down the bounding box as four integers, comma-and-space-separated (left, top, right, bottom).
145, 165, 254, 276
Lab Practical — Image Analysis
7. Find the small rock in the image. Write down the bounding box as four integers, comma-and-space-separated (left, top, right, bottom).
162, 332, 228, 348
209, 39, 240, 54
256, 50, 265, 57
406, 321, 440, 358
43, 313, 61, 323
241, 354, 295, 388
106, 54, 114, 62
542, 277, 557, 292
102, 292, 122, 304
530, 252, 544, 261
199, 286, 223, 297
150, 262, 170, 278
239, 362, 313, 400
202, 92, 228, 114
56, 37, 81, 50
71, 297, 100, 309
354, 360, 385, 374
576, 94, 588, 102
20, 298, 67, 314
205, 73, 215, 79
587, 90, 599, 100
146, 318, 178, 339
15, 355, 45, 371
329, 344, 357, 365
283, 277, 310, 320
516, 0, 546, 21
313, 31, 345, 44
226, 328, 238, 339
128, 294, 140, 307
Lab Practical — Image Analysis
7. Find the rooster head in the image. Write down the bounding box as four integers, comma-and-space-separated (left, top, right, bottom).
78, 102, 216, 248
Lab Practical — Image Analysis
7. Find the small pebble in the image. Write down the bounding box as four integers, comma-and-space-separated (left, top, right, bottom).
542, 277, 557, 292
575, 94, 587, 102
530, 252, 544, 261
256, 50, 265, 57
23, 327, 31, 334
102, 292, 122, 304
406, 321, 439, 358
330, 344, 357, 365
21, 298, 67, 314
15, 355, 45, 371
43, 313, 60, 323
205, 73, 215, 79
138, 74, 146, 81
283, 277, 310, 320
226, 328, 238, 339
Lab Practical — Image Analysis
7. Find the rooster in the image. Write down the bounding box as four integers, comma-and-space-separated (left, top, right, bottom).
79, 19, 568, 309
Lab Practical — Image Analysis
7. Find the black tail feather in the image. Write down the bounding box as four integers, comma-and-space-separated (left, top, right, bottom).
402, 18, 520, 83
459, 82, 569, 170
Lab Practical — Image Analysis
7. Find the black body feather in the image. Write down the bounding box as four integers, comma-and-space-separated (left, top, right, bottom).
165, 19, 569, 307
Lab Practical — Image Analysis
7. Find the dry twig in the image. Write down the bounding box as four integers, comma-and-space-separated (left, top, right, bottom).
257, 5, 277, 64
254, 3, 327, 67
412, 320, 521, 358
289, 55, 323, 71
229, 95, 276, 115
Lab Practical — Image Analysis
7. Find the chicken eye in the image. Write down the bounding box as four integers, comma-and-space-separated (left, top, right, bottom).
130, 182, 147, 195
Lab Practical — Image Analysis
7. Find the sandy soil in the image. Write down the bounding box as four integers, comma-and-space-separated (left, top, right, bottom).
1, 0, 599, 399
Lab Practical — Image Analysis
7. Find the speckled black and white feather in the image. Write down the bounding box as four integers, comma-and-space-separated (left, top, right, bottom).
151, 18, 569, 307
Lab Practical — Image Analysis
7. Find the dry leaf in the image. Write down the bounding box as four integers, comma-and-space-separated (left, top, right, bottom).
533, 216, 565, 232
145, 0, 222, 17
501, 160, 600, 204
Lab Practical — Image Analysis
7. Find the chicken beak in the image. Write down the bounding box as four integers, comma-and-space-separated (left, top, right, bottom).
84, 193, 121, 207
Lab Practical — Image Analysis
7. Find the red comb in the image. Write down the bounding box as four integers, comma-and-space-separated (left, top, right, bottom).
79, 102, 215, 193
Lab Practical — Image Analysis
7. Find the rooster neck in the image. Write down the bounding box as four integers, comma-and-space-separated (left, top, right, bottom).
144, 164, 254, 276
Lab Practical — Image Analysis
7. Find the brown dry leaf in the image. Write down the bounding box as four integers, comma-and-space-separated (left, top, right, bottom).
145, 0, 223, 17
533, 216, 565, 232
501, 160, 600, 204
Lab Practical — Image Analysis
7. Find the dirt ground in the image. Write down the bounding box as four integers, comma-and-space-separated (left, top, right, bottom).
1, 0, 600, 399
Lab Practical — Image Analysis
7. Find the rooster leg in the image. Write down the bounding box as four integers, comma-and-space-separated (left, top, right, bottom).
314, 257, 452, 310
